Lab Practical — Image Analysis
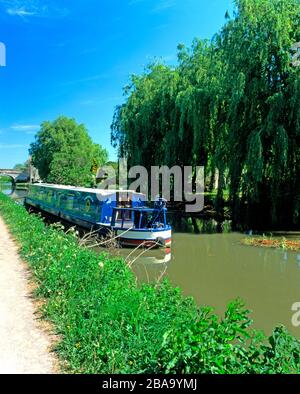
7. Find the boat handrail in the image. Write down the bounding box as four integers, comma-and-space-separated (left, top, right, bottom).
112, 207, 165, 212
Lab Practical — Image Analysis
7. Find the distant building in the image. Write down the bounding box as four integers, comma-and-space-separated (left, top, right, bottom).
28, 156, 41, 183
29, 165, 41, 183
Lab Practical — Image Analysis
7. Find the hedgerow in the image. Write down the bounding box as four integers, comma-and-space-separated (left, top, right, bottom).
0, 193, 299, 374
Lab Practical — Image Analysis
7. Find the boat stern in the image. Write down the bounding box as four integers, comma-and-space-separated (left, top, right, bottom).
115, 227, 172, 248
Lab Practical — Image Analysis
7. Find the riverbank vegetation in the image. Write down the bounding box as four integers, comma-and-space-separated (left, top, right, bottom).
111, 0, 300, 231
242, 236, 300, 252
0, 176, 11, 184
0, 193, 300, 373
29, 116, 108, 187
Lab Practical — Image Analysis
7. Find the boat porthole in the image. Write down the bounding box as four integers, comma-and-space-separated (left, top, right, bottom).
85, 199, 91, 212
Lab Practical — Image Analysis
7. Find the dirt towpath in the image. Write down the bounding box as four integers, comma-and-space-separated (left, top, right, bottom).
0, 216, 57, 374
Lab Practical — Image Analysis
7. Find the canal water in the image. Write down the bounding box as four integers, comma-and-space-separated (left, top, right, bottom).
0, 182, 28, 201
2, 181, 300, 339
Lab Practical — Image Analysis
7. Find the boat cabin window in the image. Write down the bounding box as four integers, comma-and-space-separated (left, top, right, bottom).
57, 193, 65, 207
112, 208, 166, 229
39, 188, 46, 200
117, 192, 133, 208
66, 194, 75, 210
134, 211, 166, 229
47, 190, 54, 203
134, 211, 153, 229
112, 209, 134, 229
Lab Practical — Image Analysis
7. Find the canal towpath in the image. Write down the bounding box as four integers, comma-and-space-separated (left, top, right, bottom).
0, 216, 57, 374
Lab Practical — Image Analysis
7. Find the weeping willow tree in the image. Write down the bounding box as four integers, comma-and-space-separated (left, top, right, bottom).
111, 0, 300, 230
111, 63, 181, 169
217, 0, 300, 228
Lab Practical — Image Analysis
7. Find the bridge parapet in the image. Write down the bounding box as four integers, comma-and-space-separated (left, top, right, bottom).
0, 169, 22, 174
0, 169, 28, 182
0, 164, 41, 183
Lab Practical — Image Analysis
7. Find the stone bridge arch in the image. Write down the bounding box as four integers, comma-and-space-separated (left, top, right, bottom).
0, 170, 23, 186
0, 173, 17, 184
0, 165, 40, 184
0, 174, 15, 183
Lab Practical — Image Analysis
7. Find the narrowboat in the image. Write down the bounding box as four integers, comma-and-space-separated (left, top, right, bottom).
24, 184, 172, 247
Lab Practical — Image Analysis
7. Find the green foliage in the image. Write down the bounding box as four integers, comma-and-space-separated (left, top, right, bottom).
30, 116, 108, 186
0, 176, 12, 184
13, 161, 29, 171
156, 303, 300, 374
111, 0, 300, 229
0, 193, 300, 373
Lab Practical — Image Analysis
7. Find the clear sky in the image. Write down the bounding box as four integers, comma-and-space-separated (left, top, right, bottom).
0, 0, 233, 168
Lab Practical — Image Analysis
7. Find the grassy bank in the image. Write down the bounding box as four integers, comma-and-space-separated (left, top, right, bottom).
0, 193, 300, 374
241, 237, 300, 252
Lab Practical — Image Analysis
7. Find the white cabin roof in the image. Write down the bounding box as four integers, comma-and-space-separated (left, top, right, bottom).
31, 183, 146, 198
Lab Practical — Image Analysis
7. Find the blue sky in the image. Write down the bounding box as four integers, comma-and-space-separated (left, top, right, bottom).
0, 0, 233, 168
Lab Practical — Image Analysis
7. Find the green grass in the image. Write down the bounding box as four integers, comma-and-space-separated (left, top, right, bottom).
0, 192, 300, 374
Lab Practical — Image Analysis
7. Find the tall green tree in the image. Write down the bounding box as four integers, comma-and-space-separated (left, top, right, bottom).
13, 161, 29, 171
112, 0, 300, 230
30, 116, 108, 186
217, 0, 300, 228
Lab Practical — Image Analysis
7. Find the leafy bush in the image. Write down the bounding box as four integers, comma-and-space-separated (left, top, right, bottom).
0, 193, 299, 374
